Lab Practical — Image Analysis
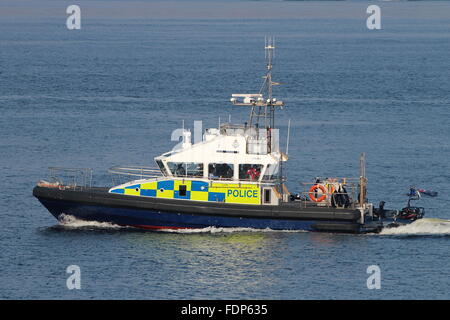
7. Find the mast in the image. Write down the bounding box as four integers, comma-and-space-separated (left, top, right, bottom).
229, 37, 286, 197
253, 36, 277, 129
230, 36, 283, 130
359, 153, 367, 206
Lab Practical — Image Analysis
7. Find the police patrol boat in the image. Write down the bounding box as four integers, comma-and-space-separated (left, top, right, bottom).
33, 39, 425, 233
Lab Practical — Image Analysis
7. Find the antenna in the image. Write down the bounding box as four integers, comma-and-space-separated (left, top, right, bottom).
286, 119, 291, 155
359, 153, 367, 206
182, 119, 185, 143
265, 36, 274, 74
257, 36, 278, 128
264, 36, 275, 128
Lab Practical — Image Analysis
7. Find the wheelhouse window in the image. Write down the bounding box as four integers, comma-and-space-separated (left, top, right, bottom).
156, 160, 168, 176
208, 163, 234, 180
239, 164, 263, 181
167, 162, 204, 177
262, 164, 279, 181
264, 189, 271, 203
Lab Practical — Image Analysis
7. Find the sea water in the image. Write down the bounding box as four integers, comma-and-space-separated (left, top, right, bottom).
0, 0, 449, 299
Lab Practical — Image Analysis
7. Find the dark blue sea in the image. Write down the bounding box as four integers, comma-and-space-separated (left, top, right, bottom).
1, 1, 449, 299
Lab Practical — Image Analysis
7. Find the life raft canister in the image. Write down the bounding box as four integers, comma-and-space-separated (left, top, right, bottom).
308, 184, 328, 202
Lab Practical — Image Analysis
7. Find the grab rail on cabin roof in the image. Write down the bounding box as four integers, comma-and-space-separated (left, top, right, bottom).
108, 166, 163, 178
108, 166, 165, 186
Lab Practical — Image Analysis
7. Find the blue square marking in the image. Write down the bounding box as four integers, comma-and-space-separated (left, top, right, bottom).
140, 189, 156, 197
208, 192, 225, 202
157, 180, 174, 190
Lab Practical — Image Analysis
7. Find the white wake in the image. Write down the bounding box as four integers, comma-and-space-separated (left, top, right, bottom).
57, 214, 125, 229
57, 215, 303, 233
380, 218, 450, 236
56, 215, 450, 236
161, 226, 306, 234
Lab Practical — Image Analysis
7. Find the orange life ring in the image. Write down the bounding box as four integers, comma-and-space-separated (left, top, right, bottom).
309, 184, 327, 202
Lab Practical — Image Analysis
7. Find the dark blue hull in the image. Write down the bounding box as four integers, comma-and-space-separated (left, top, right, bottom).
33, 186, 365, 233
39, 198, 327, 231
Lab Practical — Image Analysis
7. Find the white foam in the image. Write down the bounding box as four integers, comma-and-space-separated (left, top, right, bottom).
380, 218, 450, 236
157, 226, 306, 234
57, 215, 304, 233
58, 214, 125, 229
57, 215, 450, 236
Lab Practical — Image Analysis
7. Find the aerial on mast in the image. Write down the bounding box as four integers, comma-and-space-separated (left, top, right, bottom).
230, 36, 284, 129
262, 35, 275, 101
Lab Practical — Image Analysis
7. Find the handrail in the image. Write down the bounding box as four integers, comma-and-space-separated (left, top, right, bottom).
287, 192, 357, 209
108, 166, 165, 187
40, 167, 93, 190
293, 177, 360, 209
300, 177, 361, 186
108, 166, 163, 179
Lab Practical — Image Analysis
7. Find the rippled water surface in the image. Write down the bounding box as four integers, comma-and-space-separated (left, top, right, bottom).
1, 1, 449, 299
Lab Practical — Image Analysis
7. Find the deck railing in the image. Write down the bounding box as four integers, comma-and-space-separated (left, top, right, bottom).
37, 167, 93, 190
108, 166, 163, 185
292, 177, 361, 209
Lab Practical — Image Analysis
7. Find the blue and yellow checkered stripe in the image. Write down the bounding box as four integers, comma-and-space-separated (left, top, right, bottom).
110, 179, 260, 204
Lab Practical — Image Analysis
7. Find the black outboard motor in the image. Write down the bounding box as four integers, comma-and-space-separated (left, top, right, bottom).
397, 187, 425, 221
397, 206, 425, 221
374, 187, 426, 223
